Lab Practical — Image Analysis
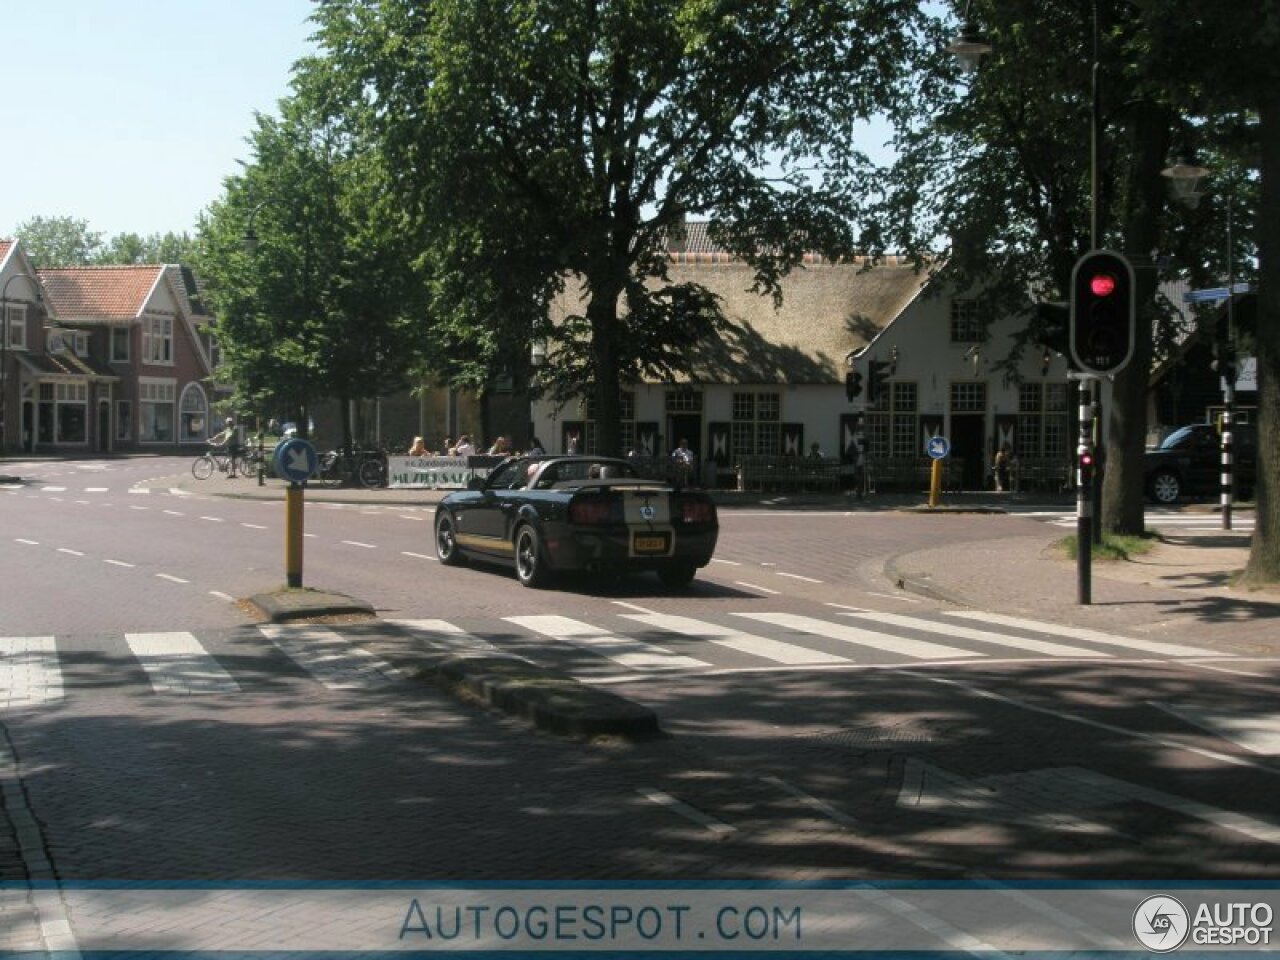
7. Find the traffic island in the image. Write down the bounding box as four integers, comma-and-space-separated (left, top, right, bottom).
250, 588, 376, 623
420, 653, 661, 741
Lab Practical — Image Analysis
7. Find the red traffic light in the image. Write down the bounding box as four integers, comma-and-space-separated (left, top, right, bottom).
1079, 450, 1095, 467
1089, 273, 1116, 297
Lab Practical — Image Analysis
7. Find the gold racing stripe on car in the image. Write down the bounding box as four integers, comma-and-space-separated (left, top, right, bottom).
621, 490, 670, 525
455, 532, 514, 554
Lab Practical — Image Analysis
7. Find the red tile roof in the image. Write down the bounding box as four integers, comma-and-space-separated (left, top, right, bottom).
0, 240, 12, 265
37, 265, 165, 321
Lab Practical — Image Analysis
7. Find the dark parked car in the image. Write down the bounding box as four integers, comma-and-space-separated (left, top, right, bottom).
1145, 422, 1256, 504
433, 455, 720, 588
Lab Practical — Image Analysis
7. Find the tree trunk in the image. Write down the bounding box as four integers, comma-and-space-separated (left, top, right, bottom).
1241, 92, 1280, 585
587, 280, 624, 457
1102, 102, 1171, 536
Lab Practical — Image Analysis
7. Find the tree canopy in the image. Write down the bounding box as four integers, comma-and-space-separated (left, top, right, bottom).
14, 214, 195, 267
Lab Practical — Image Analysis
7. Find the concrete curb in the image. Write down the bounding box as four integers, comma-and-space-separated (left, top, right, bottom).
880, 555, 973, 608
247, 589, 659, 740
421, 653, 661, 740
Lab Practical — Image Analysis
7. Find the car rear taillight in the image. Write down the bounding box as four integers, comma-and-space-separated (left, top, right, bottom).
679, 499, 716, 524
569, 496, 622, 524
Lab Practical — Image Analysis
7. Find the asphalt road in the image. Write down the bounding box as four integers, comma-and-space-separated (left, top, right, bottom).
1, 455, 1278, 895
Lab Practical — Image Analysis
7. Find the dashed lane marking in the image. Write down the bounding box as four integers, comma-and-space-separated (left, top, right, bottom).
734, 581, 780, 595
154, 573, 189, 584
637, 788, 736, 835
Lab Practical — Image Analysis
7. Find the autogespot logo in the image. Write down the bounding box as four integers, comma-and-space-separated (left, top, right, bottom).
1134, 895, 1190, 953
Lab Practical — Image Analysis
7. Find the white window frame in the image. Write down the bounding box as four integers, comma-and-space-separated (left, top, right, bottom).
4, 303, 27, 351
138, 377, 176, 443
178, 382, 210, 443
141, 316, 174, 365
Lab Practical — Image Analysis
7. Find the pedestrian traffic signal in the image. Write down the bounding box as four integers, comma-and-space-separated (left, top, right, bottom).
845, 369, 863, 400
1070, 250, 1135, 375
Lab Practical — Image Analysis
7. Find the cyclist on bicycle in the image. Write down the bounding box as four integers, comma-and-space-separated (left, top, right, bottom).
211, 417, 245, 477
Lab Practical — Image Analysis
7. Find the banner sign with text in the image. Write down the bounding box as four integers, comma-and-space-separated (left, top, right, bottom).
387, 455, 502, 489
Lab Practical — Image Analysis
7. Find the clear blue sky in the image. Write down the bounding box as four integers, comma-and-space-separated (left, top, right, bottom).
0, 0, 317, 240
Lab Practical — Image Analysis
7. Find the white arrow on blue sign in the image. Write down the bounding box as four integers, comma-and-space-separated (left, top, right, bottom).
925, 436, 950, 460
273, 439, 318, 484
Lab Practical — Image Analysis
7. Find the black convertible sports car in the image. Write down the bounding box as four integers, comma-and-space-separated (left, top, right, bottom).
433, 455, 719, 588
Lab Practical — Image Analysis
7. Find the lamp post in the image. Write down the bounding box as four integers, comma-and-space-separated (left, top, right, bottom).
0, 273, 41, 455
1161, 156, 1238, 530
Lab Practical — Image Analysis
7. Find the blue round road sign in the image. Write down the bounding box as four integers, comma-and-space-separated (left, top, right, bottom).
273, 438, 318, 484
925, 435, 950, 460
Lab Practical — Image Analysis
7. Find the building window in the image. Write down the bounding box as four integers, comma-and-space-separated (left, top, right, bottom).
141, 316, 173, 364
179, 383, 209, 443
37, 381, 87, 443
664, 389, 703, 413
116, 400, 132, 442
866, 381, 919, 460
950, 298, 985, 343
139, 378, 176, 442
583, 391, 635, 454
4, 303, 26, 351
1017, 382, 1069, 459
730, 391, 781, 457
950, 381, 987, 412
111, 327, 130, 363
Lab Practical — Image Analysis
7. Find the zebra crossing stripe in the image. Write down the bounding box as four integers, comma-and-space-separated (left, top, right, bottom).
0, 637, 63, 706
837, 610, 1110, 659
733, 612, 981, 661
943, 611, 1220, 658
124, 632, 240, 695
386, 619, 528, 661
618, 613, 849, 665
504, 615, 709, 670
258, 624, 403, 690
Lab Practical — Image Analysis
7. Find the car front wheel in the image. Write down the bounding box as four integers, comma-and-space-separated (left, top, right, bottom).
514, 524, 552, 588
435, 511, 465, 566
1149, 469, 1181, 504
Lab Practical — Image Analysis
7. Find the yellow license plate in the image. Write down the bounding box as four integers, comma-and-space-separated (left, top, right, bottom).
633, 534, 668, 554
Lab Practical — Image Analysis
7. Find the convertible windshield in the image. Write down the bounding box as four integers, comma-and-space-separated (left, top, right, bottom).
1158, 426, 1199, 450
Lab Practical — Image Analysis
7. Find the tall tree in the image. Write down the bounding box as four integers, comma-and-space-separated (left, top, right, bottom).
195, 96, 421, 446
306, 0, 928, 455
14, 215, 105, 267
867, 1, 1252, 543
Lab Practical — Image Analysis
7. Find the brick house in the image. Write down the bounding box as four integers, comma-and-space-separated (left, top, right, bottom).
26, 261, 215, 453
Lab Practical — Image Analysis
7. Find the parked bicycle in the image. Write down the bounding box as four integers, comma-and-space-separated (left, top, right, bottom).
317, 445, 386, 488
191, 445, 250, 480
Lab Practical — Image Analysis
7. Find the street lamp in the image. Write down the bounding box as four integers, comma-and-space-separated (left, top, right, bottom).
945, 2, 992, 75
242, 199, 271, 255
0, 273, 41, 455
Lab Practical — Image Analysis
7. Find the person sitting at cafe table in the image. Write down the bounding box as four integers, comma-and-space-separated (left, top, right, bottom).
455, 434, 477, 456
408, 436, 428, 457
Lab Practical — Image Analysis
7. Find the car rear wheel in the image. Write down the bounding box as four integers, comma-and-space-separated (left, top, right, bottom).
514, 524, 552, 588
435, 511, 465, 566
657, 563, 697, 588
1149, 469, 1181, 504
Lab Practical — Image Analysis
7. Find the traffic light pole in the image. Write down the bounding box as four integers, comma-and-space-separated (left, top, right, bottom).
1071, 372, 1098, 605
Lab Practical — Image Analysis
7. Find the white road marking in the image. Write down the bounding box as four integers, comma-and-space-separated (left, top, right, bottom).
735, 612, 980, 661
838, 609, 1108, 659
85, 487, 108, 492
155, 573, 189, 584
163, 509, 184, 516
637, 788, 736, 835
15, 539, 38, 546
709, 557, 742, 566
620, 613, 848, 665
387, 619, 525, 660
199, 516, 224, 523
125, 632, 239, 694
56, 548, 84, 557
260, 624, 402, 689
776, 571, 823, 583
762, 775, 860, 829
341, 540, 376, 549
861, 593, 921, 603
944, 610, 1220, 658
103, 559, 134, 568
241, 523, 267, 530
401, 551, 435, 560
129, 505, 149, 511
40, 487, 66, 492
1150, 701, 1280, 755
505, 615, 709, 670
610, 601, 657, 614
208, 591, 235, 602
0, 637, 63, 706
734, 581, 780, 595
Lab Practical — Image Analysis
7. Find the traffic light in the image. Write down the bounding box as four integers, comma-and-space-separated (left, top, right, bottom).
1070, 250, 1135, 375
845, 369, 863, 400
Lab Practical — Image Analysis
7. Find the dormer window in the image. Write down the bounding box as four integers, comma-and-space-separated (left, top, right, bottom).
950, 298, 986, 343
3, 303, 26, 351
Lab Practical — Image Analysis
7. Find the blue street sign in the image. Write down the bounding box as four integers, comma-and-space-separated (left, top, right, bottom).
273, 438, 318, 485
1184, 283, 1252, 304
925, 435, 950, 460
